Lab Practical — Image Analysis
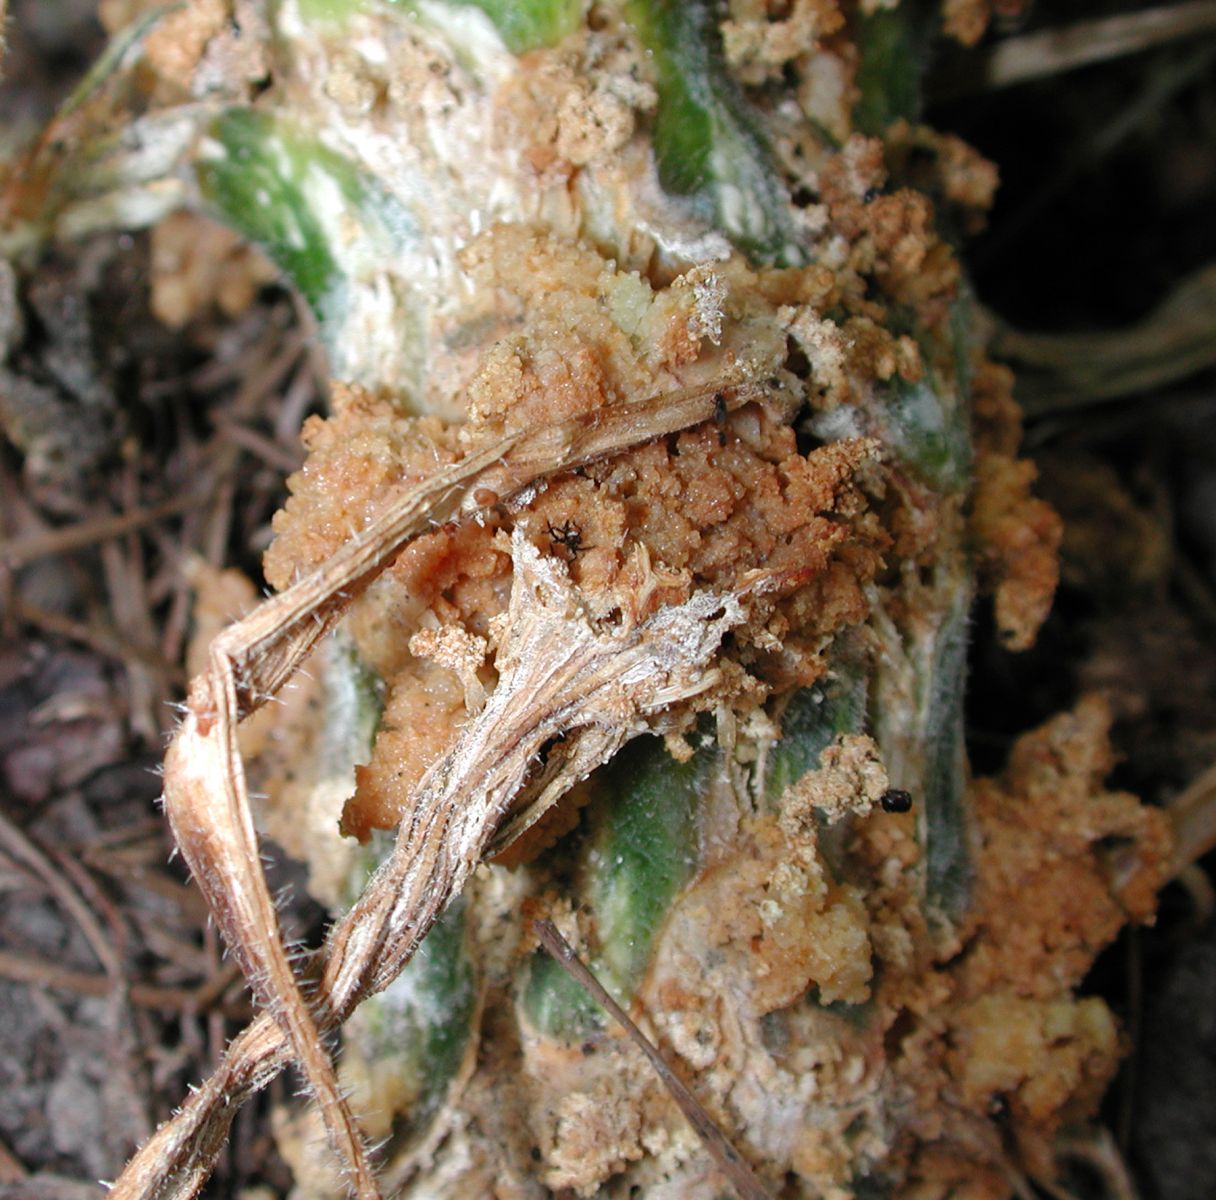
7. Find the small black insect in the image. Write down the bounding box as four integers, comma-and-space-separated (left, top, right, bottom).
547, 519, 583, 558
880, 788, 913, 814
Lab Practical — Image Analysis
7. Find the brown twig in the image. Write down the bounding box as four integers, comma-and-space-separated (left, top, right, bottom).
10, 599, 185, 685
995, 263, 1216, 415
204, 922, 227, 1070
0, 492, 201, 569
275, 357, 322, 445
1173, 863, 1216, 922
231, 330, 305, 417
938, 1, 1216, 96
215, 419, 304, 475
202, 473, 237, 566
101, 540, 161, 744
135, 919, 215, 979
0, 809, 121, 981
72, 818, 163, 852
1167, 759, 1216, 873
0, 950, 249, 1018
48, 842, 133, 967
1053, 1128, 1141, 1200
533, 920, 772, 1200
0, 1134, 26, 1185
80, 840, 211, 920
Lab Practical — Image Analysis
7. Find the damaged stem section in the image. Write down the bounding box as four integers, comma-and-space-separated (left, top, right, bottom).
66, 1, 1166, 1197
323, 528, 770, 1010
532, 918, 773, 1200
127, 494, 822, 1199
149, 330, 870, 1194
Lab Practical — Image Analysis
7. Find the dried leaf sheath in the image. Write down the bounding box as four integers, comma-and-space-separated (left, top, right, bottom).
140, 377, 801, 1199
171, 658, 381, 1198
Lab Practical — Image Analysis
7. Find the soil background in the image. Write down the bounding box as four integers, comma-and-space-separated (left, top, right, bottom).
1, 2, 1214, 1197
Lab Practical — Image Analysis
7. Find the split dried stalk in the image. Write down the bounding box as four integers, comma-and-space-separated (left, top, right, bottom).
126, 376, 782, 1200
320, 526, 766, 1010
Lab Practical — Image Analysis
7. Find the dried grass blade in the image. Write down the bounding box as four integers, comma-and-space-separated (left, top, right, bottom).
168, 655, 382, 1197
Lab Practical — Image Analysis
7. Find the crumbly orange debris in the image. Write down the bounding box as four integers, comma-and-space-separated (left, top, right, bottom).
102, 0, 268, 105
264, 228, 895, 839
241, 16, 1082, 1183
970, 356, 1024, 457
876, 697, 1172, 1191
496, 36, 655, 174
408, 623, 489, 714
341, 417, 883, 838
960, 696, 1172, 977
492, 701, 1169, 1198
139, 0, 228, 102
942, 0, 994, 47
780, 732, 889, 828
886, 121, 1001, 233
813, 136, 963, 328
722, 0, 846, 85
73, 1, 1152, 1194
970, 450, 1062, 651
264, 383, 468, 591
149, 212, 276, 329
499, 700, 1169, 1198
968, 358, 1063, 650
